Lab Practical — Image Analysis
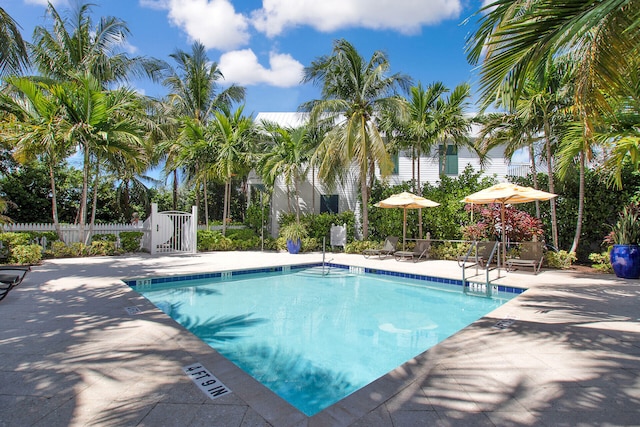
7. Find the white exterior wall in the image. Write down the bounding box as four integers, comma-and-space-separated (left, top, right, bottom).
253, 112, 518, 237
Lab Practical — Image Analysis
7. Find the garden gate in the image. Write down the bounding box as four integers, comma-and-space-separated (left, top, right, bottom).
143, 203, 198, 255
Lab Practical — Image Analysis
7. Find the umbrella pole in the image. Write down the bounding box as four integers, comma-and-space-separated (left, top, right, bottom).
403, 208, 407, 251
501, 204, 506, 266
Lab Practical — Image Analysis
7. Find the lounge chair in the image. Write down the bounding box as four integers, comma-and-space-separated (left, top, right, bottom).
0, 266, 30, 302
506, 241, 545, 274
394, 239, 430, 262
458, 241, 498, 268
363, 236, 399, 259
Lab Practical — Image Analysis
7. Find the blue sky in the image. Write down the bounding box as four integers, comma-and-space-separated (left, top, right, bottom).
3, 0, 490, 116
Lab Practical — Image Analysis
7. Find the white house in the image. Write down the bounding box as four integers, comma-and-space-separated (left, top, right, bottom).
250, 112, 529, 237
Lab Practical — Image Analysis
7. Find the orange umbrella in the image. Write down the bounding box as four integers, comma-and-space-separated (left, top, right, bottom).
375, 192, 440, 250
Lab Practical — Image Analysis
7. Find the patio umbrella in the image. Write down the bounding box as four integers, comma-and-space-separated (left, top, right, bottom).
374, 192, 440, 250
461, 183, 557, 262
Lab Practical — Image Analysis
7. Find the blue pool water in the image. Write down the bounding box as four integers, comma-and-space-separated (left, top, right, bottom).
133, 266, 517, 416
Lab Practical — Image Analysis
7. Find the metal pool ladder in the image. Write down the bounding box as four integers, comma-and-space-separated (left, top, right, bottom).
460, 241, 501, 297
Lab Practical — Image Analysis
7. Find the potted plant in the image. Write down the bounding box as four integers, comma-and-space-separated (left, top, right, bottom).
608, 203, 640, 279
279, 222, 308, 254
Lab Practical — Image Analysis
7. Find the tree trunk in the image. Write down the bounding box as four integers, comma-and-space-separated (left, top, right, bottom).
417, 138, 423, 239
570, 151, 586, 253
87, 162, 100, 245
48, 163, 63, 242
203, 176, 209, 228
529, 143, 540, 218
544, 118, 559, 249
222, 178, 229, 236
172, 169, 178, 210
79, 142, 90, 229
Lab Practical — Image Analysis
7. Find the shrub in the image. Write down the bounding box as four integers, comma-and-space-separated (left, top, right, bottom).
545, 250, 576, 269
67, 242, 90, 257
119, 231, 143, 252
92, 233, 117, 242
90, 240, 118, 256
9, 244, 42, 264
430, 241, 468, 260
48, 241, 71, 258
588, 251, 612, 273
345, 240, 379, 254
0, 232, 35, 261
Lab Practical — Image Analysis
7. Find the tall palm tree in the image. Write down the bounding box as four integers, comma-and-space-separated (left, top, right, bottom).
161, 41, 246, 208
54, 74, 147, 236
466, 0, 640, 191
210, 106, 255, 234
257, 121, 312, 222
0, 7, 29, 76
31, 2, 162, 87
0, 76, 70, 239
302, 39, 411, 239
431, 83, 473, 178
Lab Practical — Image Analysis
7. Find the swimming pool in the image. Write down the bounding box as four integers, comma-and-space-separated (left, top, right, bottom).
130, 264, 519, 416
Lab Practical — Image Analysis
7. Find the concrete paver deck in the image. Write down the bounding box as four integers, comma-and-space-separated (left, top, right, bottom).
1, 251, 639, 426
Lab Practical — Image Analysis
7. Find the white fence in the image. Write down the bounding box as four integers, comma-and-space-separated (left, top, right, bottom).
1, 223, 145, 247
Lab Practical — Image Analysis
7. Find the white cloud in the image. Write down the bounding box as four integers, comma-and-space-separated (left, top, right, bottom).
141, 0, 250, 50
25, 0, 67, 6
251, 0, 463, 37
218, 49, 304, 87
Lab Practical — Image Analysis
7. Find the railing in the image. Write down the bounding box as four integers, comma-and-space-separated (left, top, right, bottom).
459, 240, 500, 296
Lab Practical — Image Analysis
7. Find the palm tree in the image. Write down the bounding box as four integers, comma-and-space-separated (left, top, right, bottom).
160, 41, 246, 209
31, 2, 162, 87
466, 0, 640, 190
0, 76, 70, 239
54, 74, 148, 236
209, 106, 255, 234
257, 121, 312, 222
431, 83, 473, 178
0, 7, 29, 76
302, 39, 411, 239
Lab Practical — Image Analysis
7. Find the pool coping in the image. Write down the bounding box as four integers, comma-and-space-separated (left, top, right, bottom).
123, 261, 525, 424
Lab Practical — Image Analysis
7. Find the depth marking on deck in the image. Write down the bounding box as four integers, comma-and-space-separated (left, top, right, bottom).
124, 306, 142, 315
493, 315, 517, 329
183, 363, 232, 400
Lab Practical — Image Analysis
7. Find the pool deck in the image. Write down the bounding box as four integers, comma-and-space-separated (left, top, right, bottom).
1, 251, 639, 427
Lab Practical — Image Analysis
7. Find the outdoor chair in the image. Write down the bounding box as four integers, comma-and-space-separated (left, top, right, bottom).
0, 266, 30, 302
363, 236, 399, 260
506, 241, 545, 274
394, 239, 430, 262
458, 241, 498, 269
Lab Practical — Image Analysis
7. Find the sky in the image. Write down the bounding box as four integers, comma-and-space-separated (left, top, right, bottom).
2, 0, 492, 117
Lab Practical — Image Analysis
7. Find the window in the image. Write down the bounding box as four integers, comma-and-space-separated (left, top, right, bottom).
392, 153, 399, 175
438, 145, 458, 176
320, 195, 338, 214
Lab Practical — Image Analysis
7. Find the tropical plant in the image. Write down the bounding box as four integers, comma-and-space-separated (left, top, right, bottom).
210, 106, 255, 234
607, 202, 640, 245
257, 121, 312, 221
160, 41, 246, 211
301, 38, 411, 239
0, 6, 29, 76
279, 221, 308, 242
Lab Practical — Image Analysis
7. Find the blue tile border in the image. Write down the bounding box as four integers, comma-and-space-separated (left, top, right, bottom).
125, 262, 526, 295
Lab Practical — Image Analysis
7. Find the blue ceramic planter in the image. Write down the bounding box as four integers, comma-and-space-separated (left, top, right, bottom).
610, 244, 640, 279
286, 238, 302, 254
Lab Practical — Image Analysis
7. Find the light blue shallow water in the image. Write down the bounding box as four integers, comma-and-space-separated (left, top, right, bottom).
136, 267, 515, 416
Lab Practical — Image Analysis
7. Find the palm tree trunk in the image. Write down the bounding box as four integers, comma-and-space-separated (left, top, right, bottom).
48, 163, 63, 242
570, 151, 585, 253
79, 142, 90, 228
529, 142, 540, 218
222, 179, 229, 235
417, 139, 423, 239
294, 179, 300, 222
544, 119, 559, 249
87, 162, 100, 244
203, 176, 209, 228
172, 169, 178, 210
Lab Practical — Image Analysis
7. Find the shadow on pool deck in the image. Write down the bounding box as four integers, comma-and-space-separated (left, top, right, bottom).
1, 251, 639, 426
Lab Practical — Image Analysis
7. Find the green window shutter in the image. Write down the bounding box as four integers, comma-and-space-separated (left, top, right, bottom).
439, 145, 458, 175
392, 153, 399, 175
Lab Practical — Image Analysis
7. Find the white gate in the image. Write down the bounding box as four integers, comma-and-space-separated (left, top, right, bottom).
144, 203, 198, 255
